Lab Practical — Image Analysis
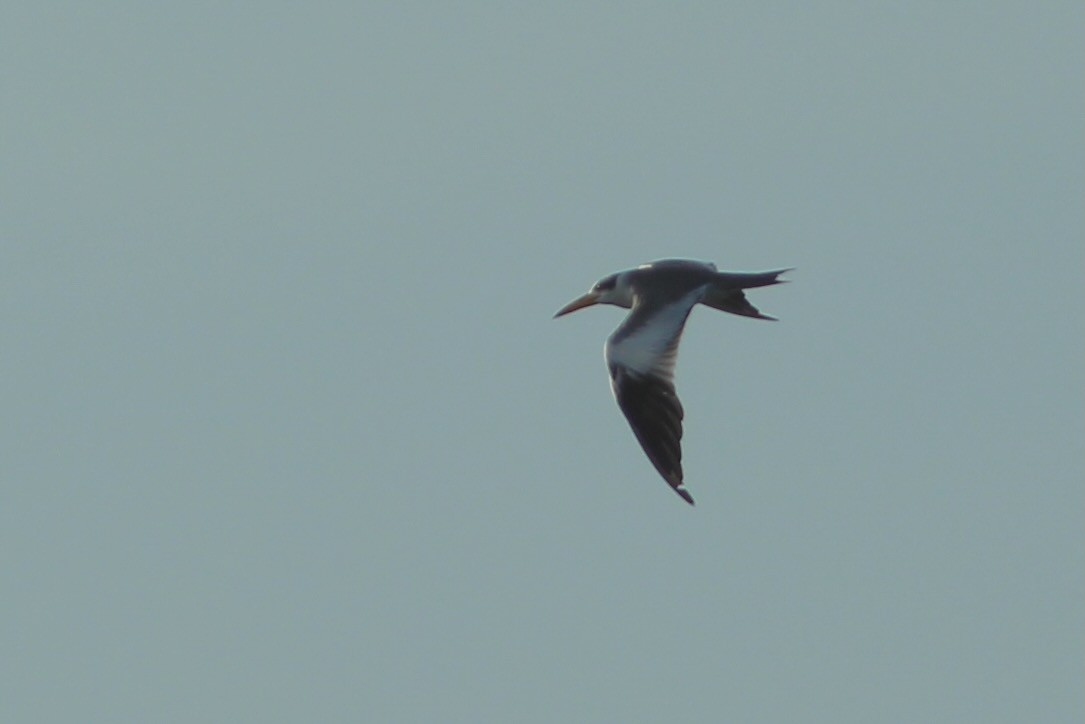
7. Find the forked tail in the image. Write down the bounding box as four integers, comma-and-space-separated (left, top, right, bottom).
701, 268, 791, 320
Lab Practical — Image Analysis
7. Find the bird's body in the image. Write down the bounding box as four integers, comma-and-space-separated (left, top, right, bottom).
555, 259, 788, 505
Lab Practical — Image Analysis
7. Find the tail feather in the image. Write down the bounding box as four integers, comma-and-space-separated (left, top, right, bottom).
702, 268, 790, 320
702, 290, 778, 320
713, 268, 791, 290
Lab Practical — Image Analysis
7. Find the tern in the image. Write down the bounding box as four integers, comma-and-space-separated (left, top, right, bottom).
554, 259, 788, 505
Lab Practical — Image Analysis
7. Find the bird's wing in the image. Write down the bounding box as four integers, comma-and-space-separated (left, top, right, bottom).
604, 290, 703, 505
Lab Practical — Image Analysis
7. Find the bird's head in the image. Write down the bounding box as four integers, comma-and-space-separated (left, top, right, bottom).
553, 271, 634, 317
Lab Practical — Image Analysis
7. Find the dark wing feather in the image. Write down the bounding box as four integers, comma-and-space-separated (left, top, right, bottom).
610, 365, 694, 505
604, 287, 705, 505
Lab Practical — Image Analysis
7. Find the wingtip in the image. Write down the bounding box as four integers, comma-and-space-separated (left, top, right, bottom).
676, 487, 695, 506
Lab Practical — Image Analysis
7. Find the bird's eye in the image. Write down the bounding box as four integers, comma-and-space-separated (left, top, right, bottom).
594, 275, 617, 292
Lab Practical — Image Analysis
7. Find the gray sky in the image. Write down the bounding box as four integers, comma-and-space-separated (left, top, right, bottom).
3, 3, 1082, 722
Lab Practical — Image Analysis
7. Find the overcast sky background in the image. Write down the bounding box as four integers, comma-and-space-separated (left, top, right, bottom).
3, 3, 1082, 722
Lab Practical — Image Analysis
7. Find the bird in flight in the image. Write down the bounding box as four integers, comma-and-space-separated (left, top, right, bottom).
554, 259, 788, 505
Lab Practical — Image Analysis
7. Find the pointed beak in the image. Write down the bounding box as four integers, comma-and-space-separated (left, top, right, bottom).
553, 291, 601, 318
